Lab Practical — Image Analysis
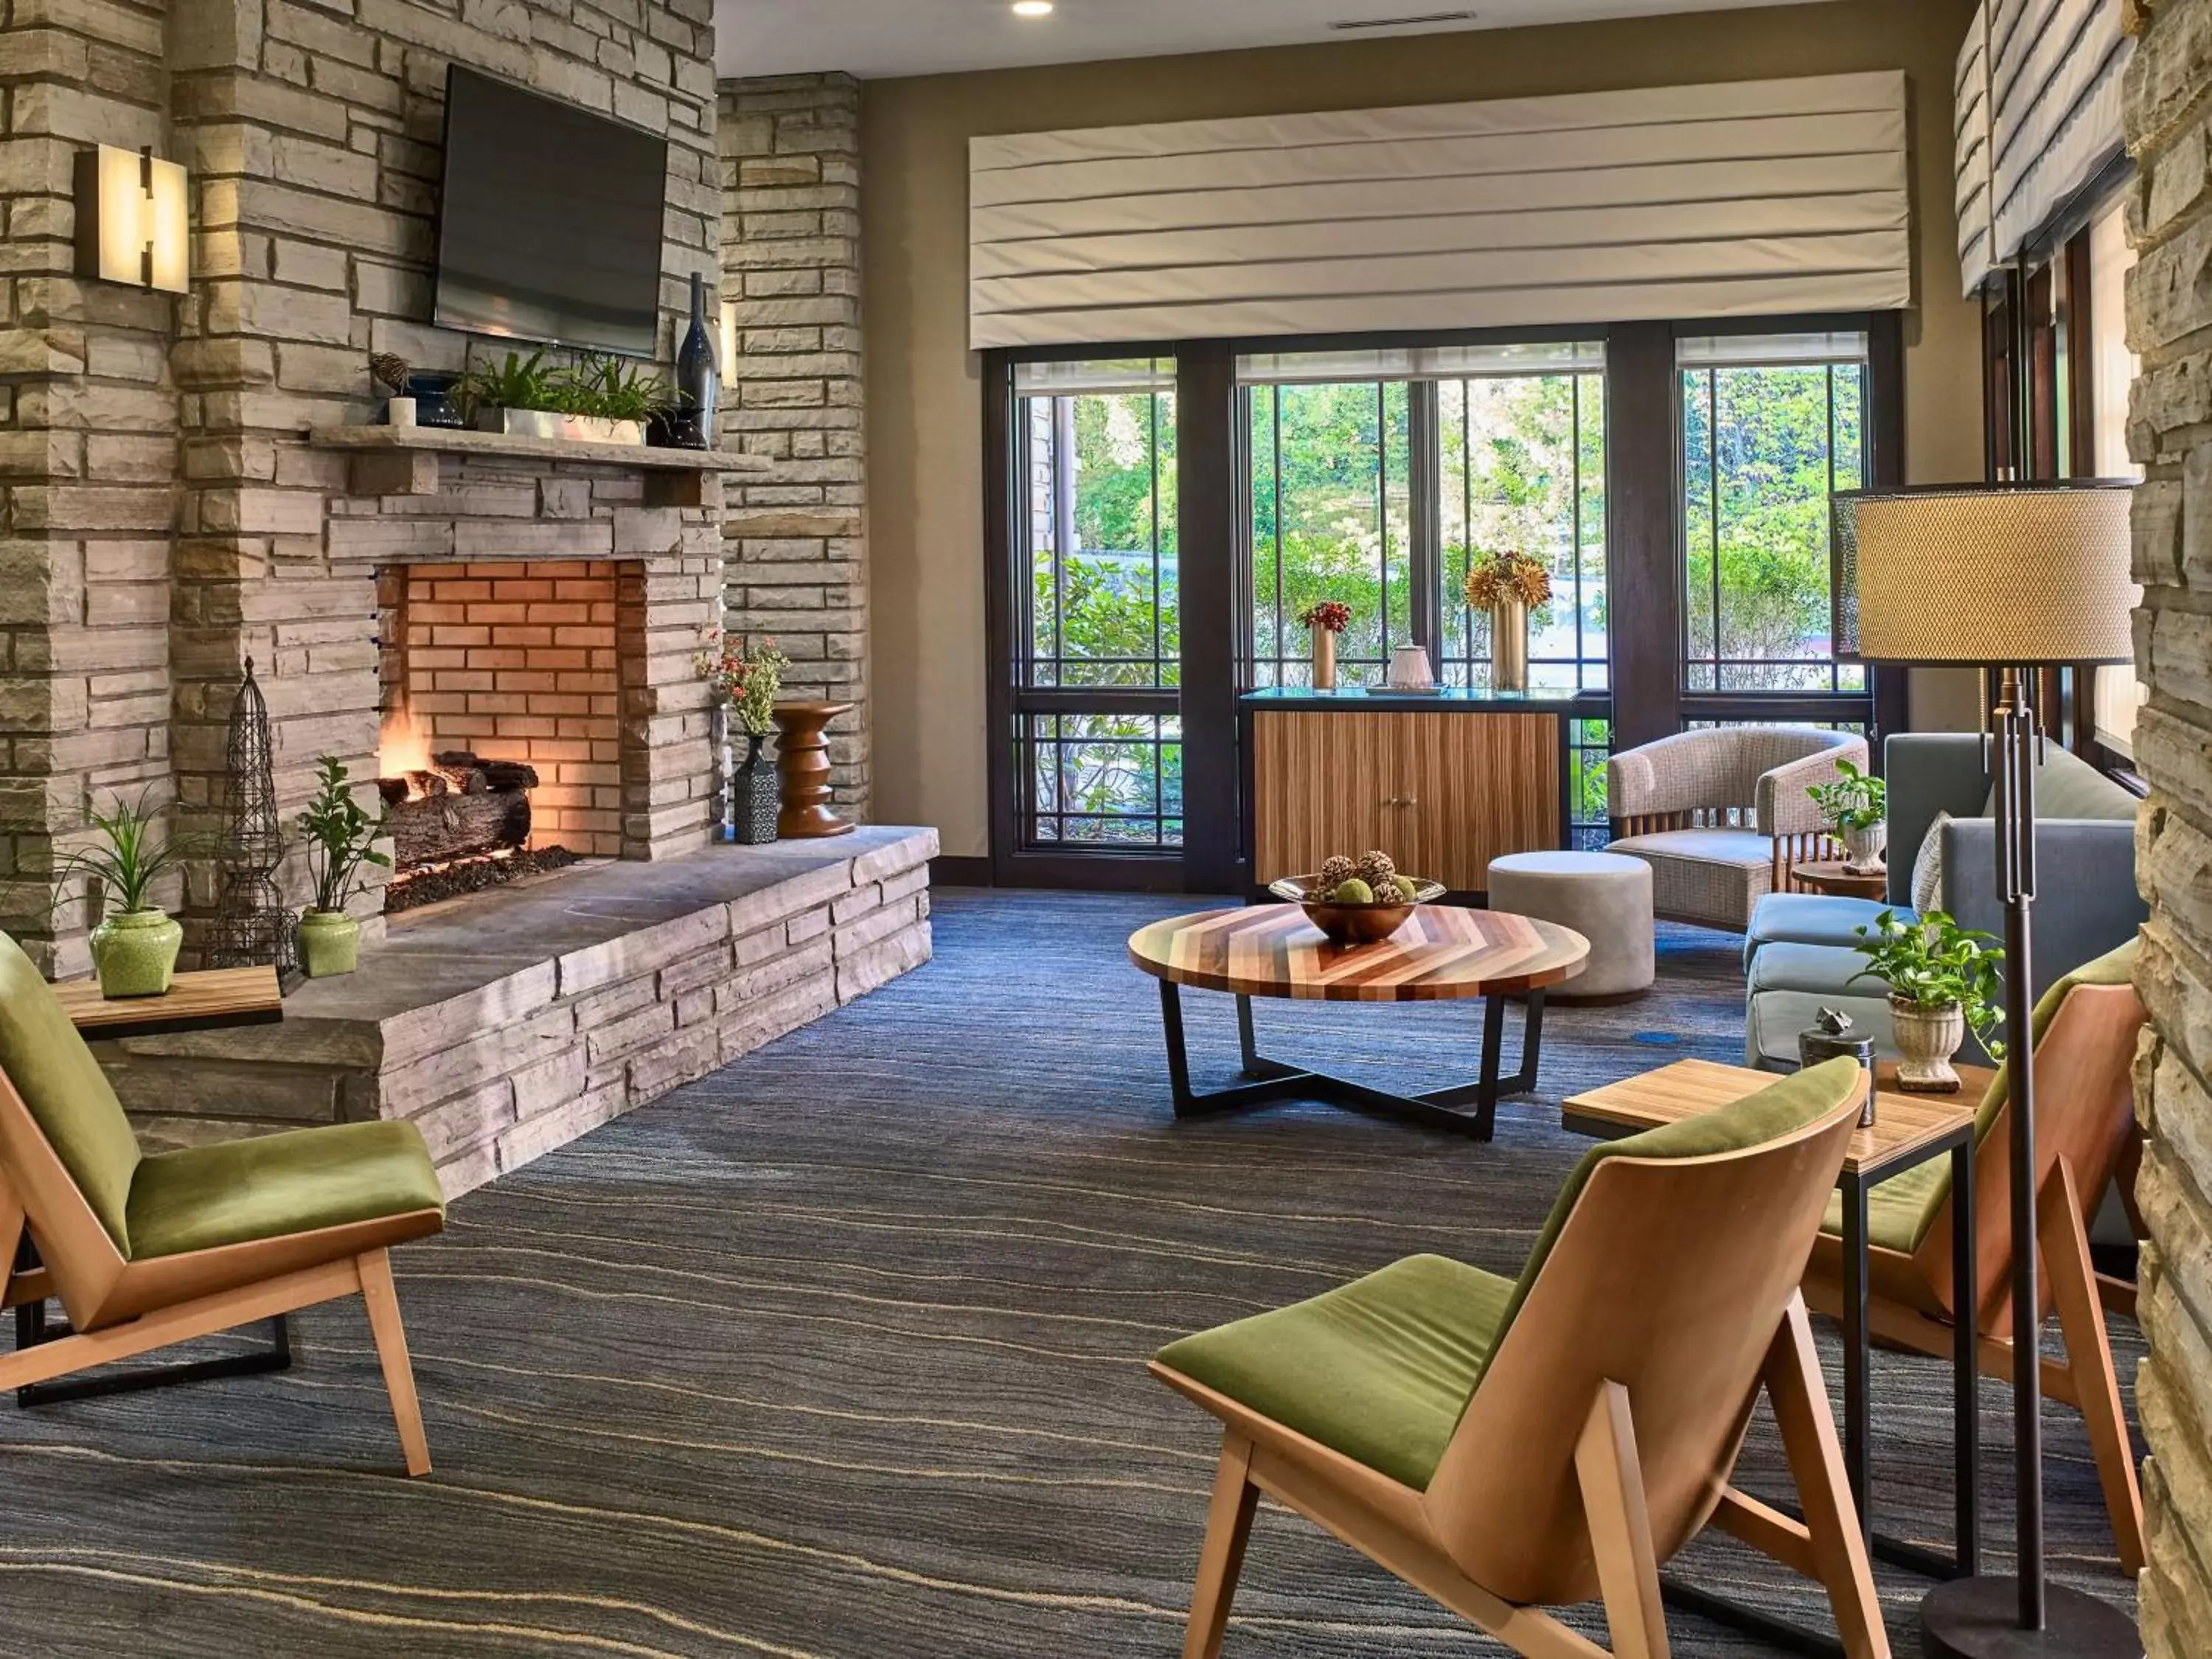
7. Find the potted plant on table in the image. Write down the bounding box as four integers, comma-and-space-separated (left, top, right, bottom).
53, 787, 195, 998
1850, 908, 2005, 1091
296, 757, 391, 978
695, 630, 791, 844
1464, 549, 1551, 694
1296, 600, 1352, 692
1809, 757, 1888, 874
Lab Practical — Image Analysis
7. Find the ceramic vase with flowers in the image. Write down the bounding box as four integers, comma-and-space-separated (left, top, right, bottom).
1849, 908, 2006, 1091
1298, 600, 1352, 691
695, 630, 791, 844
1464, 550, 1551, 693
53, 787, 196, 998
295, 757, 392, 978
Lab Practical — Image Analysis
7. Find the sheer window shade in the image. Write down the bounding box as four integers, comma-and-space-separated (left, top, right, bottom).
970, 73, 1911, 352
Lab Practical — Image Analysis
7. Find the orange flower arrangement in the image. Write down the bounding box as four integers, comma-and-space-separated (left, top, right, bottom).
1464, 550, 1552, 610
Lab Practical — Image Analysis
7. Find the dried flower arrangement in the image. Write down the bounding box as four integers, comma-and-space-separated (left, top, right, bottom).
1296, 599, 1353, 635
695, 629, 793, 737
1464, 550, 1553, 610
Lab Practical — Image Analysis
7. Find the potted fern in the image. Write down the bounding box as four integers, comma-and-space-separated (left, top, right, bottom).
1850, 908, 2005, 1091
53, 787, 194, 998
1808, 757, 1888, 874
295, 757, 392, 978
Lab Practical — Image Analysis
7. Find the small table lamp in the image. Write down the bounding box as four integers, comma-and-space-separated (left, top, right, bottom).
1832, 479, 2138, 1658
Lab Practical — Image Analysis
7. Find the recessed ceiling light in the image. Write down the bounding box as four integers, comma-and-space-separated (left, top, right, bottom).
1012, 1, 1054, 15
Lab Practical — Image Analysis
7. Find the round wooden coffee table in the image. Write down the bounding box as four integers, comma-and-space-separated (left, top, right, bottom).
1127, 903, 1589, 1139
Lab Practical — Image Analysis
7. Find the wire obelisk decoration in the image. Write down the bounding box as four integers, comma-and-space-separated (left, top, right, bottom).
206, 658, 297, 979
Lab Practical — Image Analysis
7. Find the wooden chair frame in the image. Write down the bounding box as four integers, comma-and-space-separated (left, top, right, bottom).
1155, 1097, 1891, 1659
1802, 979, 2147, 1576
0, 1065, 437, 1476
1806, 1155, 2142, 1576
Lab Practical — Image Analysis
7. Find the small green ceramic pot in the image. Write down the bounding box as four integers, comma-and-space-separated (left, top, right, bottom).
89, 907, 182, 998
299, 908, 361, 978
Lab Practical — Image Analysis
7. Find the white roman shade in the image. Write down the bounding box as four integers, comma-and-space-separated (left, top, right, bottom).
969, 72, 1911, 351
1955, 0, 2133, 296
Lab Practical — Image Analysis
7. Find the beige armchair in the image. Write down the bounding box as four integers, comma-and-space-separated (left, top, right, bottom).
1607, 726, 1866, 931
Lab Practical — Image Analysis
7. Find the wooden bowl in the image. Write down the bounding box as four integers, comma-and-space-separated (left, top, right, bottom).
1269, 874, 1447, 945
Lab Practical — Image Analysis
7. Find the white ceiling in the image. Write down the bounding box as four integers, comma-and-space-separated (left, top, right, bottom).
714, 0, 1836, 82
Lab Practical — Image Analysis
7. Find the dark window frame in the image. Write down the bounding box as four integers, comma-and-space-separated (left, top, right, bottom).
982, 311, 1906, 890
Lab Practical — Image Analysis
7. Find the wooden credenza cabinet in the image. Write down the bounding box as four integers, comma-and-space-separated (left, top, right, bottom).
1245, 691, 1573, 893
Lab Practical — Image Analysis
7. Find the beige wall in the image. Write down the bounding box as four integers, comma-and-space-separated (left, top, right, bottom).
862, 0, 1986, 858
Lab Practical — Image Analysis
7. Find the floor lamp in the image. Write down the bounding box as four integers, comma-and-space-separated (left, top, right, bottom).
1832, 479, 2140, 1658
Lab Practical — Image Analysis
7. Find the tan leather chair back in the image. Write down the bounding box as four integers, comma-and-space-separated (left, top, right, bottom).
1419, 1096, 1858, 1607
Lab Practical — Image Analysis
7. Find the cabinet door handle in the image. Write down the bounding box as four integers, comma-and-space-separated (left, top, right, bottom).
1400, 797, 1419, 809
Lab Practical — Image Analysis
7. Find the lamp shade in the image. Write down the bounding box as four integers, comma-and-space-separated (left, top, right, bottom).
1831, 480, 2137, 665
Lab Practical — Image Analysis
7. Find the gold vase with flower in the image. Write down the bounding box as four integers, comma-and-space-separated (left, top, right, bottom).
1465, 550, 1549, 695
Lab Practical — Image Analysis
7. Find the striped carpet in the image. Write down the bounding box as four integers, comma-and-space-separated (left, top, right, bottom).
0, 888, 2141, 1657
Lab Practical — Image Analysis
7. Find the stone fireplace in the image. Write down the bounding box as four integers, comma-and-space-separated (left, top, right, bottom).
315, 439, 736, 917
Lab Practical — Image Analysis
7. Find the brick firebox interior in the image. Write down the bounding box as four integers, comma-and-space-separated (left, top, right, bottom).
380, 560, 633, 858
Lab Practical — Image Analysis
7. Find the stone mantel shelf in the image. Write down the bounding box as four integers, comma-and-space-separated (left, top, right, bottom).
306, 423, 771, 507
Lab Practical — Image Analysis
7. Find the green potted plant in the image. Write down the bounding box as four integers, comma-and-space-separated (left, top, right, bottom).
455, 348, 562, 440
1850, 908, 2005, 1091
694, 630, 790, 844
295, 757, 392, 977
553, 355, 672, 446
1809, 757, 1888, 874
52, 787, 195, 998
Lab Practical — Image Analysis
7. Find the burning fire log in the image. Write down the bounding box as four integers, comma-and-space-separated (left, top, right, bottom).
379, 751, 538, 872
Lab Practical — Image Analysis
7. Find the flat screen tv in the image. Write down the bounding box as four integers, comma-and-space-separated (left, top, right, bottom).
434, 66, 669, 359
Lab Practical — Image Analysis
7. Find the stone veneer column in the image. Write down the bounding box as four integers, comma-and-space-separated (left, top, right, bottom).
717, 73, 869, 816
2125, 5, 2212, 1652
0, 0, 181, 976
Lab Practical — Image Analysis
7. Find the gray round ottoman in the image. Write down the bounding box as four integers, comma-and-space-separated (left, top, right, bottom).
1486, 850, 1655, 1001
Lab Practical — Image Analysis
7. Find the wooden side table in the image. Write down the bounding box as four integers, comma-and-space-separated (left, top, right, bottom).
1789, 859, 1890, 900
1565, 1056, 1982, 1645
771, 700, 855, 838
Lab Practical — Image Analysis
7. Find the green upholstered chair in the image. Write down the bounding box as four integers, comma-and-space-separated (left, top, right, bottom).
1152, 1060, 1887, 1659
0, 930, 445, 1475
1804, 937, 2146, 1575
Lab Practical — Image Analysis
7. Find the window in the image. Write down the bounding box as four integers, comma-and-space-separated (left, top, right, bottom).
2086, 201, 2146, 757
1013, 359, 1182, 849
1240, 343, 1610, 838
1246, 377, 1412, 687
984, 319, 1899, 888
1679, 333, 1870, 698
1242, 343, 1607, 692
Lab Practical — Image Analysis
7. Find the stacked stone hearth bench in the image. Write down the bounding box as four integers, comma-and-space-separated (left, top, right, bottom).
88, 828, 935, 1197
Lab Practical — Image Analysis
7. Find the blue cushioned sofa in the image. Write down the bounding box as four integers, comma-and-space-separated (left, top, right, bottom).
1742, 732, 2143, 1071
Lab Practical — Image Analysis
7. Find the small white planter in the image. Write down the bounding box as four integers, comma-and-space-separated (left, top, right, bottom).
1890, 995, 1966, 1092
1840, 820, 1887, 874
476, 407, 561, 440
385, 396, 417, 428
557, 414, 646, 446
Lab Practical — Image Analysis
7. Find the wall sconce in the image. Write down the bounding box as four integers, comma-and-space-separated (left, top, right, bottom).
74, 144, 188, 293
